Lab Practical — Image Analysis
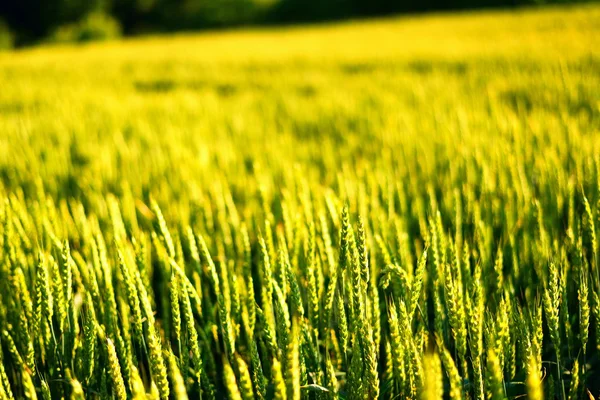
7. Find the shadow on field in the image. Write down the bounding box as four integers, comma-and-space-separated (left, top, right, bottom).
0, 101, 32, 114
339, 60, 469, 76
133, 79, 319, 98
500, 88, 598, 119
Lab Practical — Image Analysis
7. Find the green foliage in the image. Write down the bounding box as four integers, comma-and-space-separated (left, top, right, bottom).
49, 12, 121, 43
0, 19, 12, 50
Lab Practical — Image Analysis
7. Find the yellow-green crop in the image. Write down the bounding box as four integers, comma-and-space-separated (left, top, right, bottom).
0, 4, 599, 399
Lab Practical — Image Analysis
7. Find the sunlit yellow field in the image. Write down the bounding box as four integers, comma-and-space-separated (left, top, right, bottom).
0, 5, 600, 400
1, 5, 598, 205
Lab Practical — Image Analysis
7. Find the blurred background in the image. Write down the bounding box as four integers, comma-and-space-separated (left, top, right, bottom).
0, 0, 596, 48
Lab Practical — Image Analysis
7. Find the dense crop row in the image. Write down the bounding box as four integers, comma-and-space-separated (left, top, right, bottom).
3, 152, 600, 399
1, 5, 600, 399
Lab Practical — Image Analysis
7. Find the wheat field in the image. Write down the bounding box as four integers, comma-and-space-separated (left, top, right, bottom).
0, 4, 599, 399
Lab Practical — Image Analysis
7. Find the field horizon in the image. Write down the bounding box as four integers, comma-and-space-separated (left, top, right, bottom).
1, 4, 599, 62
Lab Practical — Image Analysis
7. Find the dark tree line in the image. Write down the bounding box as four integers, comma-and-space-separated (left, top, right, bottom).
0, 0, 591, 46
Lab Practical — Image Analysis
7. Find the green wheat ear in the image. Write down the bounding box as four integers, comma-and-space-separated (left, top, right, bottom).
82, 296, 97, 384
579, 264, 590, 359
118, 248, 143, 344
106, 337, 127, 400
224, 356, 243, 400
568, 359, 580, 400
526, 354, 543, 400
436, 337, 463, 400
144, 301, 170, 400
0, 346, 14, 399
235, 354, 255, 400
167, 350, 189, 400
250, 339, 267, 400
485, 348, 504, 400
272, 357, 287, 400
422, 351, 443, 400
34, 252, 52, 346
